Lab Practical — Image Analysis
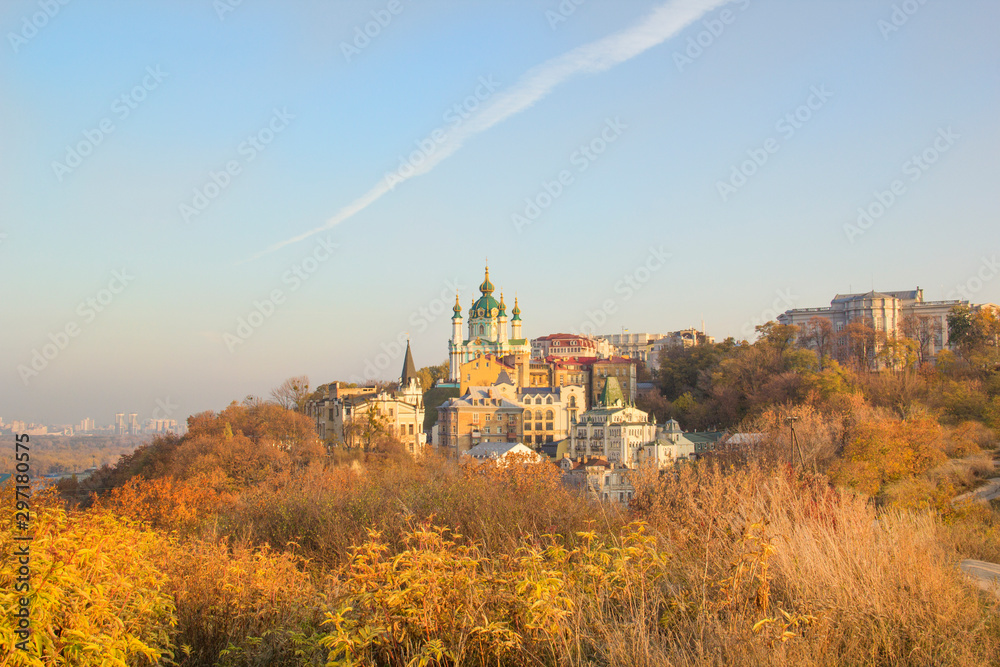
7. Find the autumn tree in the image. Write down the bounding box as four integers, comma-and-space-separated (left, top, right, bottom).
799, 316, 834, 368
270, 375, 311, 411
900, 314, 942, 365
835, 319, 884, 371
415, 361, 450, 391
948, 305, 1000, 372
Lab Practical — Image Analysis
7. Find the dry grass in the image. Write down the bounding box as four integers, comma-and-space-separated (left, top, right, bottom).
16, 454, 1000, 666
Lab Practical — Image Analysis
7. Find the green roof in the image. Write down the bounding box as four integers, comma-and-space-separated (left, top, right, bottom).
598, 376, 625, 407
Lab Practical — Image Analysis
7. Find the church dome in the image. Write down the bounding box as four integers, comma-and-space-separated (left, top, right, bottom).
471, 266, 500, 317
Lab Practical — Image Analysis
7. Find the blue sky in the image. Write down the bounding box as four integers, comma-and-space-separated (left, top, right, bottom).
2, 0, 998, 426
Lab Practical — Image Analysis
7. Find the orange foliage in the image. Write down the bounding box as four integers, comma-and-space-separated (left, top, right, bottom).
830, 416, 948, 496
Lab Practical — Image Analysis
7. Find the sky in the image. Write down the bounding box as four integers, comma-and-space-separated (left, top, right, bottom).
2, 0, 998, 426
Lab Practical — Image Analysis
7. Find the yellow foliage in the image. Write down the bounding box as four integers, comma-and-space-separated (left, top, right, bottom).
0, 488, 175, 666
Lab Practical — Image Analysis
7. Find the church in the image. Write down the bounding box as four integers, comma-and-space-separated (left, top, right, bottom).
448, 265, 530, 382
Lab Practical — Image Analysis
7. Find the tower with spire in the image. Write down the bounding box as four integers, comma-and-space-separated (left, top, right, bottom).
448, 264, 530, 382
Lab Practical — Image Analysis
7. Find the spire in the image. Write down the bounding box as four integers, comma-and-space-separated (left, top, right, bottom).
511, 295, 521, 321
452, 292, 463, 319
498, 291, 507, 317
400, 340, 418, 388
598, 376, 624, 408
479, 265, 495, 295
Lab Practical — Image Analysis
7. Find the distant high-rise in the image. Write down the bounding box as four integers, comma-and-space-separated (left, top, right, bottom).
114, 413, 125, 436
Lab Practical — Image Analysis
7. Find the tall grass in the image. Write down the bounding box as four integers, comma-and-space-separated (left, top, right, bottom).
36, 455, 1000, 666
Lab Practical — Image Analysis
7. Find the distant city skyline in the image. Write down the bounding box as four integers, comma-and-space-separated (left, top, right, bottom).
3, 0, 998, 424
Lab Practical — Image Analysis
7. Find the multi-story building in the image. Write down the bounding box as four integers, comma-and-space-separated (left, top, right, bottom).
307, 343, 427, 456
590, 357, 638, 408
435, 384, 524, 455
599, 330, 714, 369
777, 287, 998, 356
550, 357, 591, 391
569, 377, 655, 466
517, 385, 586, 446
448, 266, 531, 382
435, 378, 586, 452
531, 333, 612, 360
560, 458, 636, 504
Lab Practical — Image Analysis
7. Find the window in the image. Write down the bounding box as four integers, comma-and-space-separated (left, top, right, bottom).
546, 396, 553, 404
485, 414, 492, 421
484, 427, 490, 434
535, 410, 543, 420
545, 410, 554, 420
408, 424, 414, 435
545, 423, 553, 431
473, 414, 479, 423
525, 422, 533, 431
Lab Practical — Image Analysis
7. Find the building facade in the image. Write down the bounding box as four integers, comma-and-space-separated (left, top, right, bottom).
568, 377, 656, 467
307, 343, 427, 456
531, 333, 612, 360
435, 384, 523, 454
777, 288, 998, 356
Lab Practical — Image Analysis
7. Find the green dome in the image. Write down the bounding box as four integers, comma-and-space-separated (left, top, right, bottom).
479, 265, 495, 295
471, 294, 500, 317
511, 296, 521, 321
469, 265, 501, 317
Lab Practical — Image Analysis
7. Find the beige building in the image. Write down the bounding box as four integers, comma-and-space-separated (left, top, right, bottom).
531, 333, 613, 359
777, 287, 997, 356
435, 384, 524, 454
435, 379, 586, 453
307, 343, 427, 456
569, 377, 656, 467
599, 330, 714, 367
560, 457, 636, 504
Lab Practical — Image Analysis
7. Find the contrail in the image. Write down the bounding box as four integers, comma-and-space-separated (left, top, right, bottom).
247, 0, 732, 261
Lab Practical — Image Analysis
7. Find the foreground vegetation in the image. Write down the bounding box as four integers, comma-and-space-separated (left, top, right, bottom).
3, 403, 1000, 665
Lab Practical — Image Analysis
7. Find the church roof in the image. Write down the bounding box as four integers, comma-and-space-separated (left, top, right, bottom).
400, 340, 418, 387
598, 376, 625, 407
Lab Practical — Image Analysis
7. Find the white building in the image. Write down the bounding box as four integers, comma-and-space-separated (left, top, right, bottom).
568, 377, 656, 467
463, 441, 541, 464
